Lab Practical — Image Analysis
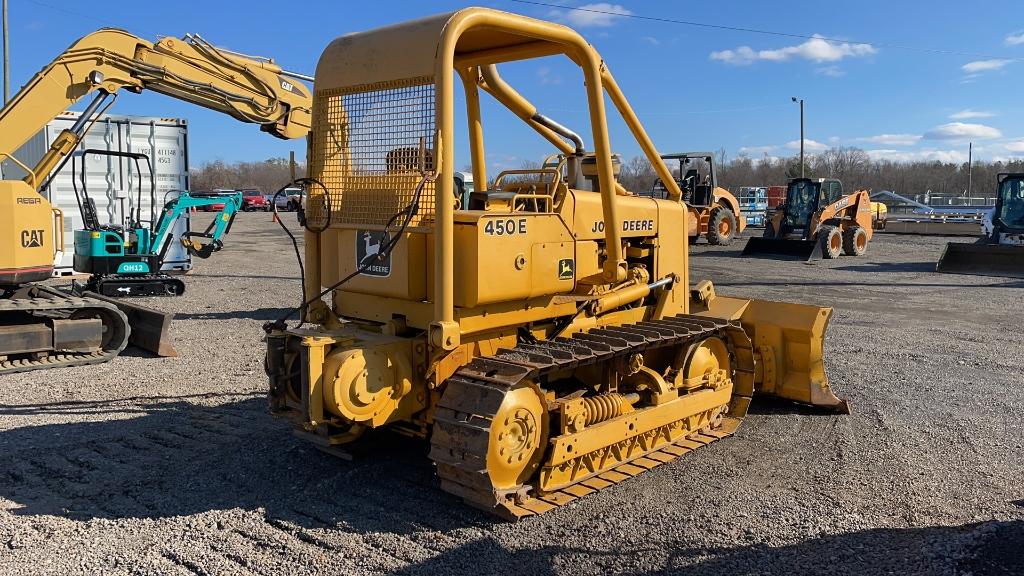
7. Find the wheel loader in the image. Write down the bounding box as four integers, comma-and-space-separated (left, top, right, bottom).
265, 7, 849, 519
742, 177, 873, 261
650, 152, 745, 246
936, 172, 1024, 277
0, 29, 311, 373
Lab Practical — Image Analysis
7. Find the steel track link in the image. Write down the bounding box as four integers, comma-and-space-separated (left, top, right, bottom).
0, 294, 130, 375
429, 313, 750, 519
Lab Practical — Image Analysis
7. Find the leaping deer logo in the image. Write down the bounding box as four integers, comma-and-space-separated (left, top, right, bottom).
360, 231, 382, 265
558, 258, 574, 280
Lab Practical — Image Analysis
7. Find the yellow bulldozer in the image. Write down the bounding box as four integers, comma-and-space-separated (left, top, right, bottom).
0, 29, 312, 373
264, 7, 849, 519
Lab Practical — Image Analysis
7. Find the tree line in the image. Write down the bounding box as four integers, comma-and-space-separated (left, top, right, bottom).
618, 147, 1024, 203
189, 157, 303, 194
192, 148, 1024, 203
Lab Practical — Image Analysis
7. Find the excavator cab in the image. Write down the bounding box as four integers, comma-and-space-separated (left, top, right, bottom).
937, 173, 1024, 277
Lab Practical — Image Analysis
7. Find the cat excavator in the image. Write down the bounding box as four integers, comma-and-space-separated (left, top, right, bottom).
265, 8, 850, 520
0, 29, 311, 374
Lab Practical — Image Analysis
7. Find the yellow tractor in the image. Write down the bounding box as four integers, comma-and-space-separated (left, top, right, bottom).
265, 8, 848, 519
0, 29, 312, 372
653, 152, 745, 246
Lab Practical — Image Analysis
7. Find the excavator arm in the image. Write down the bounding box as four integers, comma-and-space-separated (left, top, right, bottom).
0, 28, 312, 186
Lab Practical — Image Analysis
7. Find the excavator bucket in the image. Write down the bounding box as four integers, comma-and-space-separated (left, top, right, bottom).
936, 242, 1024, 278
82, 291, 178, 357
694, 286, 849, 414
741, 237, 823, 261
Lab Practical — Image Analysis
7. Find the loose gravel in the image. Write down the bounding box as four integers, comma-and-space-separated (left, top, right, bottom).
0, 214, 1020, 575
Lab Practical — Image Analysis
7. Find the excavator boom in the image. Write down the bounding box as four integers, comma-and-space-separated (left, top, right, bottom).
0, 28, 312, 184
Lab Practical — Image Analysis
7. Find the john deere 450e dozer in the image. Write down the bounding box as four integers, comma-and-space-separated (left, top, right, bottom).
265, 8, 850, 519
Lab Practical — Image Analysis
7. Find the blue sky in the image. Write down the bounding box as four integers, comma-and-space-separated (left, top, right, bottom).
6, 0, 1024, 170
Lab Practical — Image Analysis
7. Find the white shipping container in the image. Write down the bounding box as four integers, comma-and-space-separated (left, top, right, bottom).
2, 111, 192, 275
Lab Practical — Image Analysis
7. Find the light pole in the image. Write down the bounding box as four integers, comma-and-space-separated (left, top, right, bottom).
792, 96, 804, 178
2, 0, 8, 104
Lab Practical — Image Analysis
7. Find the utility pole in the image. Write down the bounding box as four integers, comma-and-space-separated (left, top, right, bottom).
2, 0, 9, 104
792, 96, 804, 178
967, 141, 973, 199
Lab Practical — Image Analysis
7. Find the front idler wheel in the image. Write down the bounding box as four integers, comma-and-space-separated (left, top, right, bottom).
487, 382, 549, 491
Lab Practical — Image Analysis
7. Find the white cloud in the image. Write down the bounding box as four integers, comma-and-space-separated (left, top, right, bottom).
710, 34, 876, 65
550, 3, 632, 28
816, 65, 845, 77
738, 145, 777, 155
1004, 140, 1024, 153
641, 36, 660, 45
950, 109, 995, 120
961, 59, 1012, 73
866, 149, 968, 163
923, 122, 1002, 140
536, 66, 561, 86
856, 134, 922, 146
1006, 31, 1024, 45
784, 138, 829, 152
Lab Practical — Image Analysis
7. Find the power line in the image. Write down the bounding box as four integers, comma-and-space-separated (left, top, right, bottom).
509, 0, 1023, 62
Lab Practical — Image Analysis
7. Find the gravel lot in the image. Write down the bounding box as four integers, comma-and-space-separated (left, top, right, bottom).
1, 214, 1021, 575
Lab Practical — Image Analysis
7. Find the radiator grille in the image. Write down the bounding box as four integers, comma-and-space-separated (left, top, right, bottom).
309, 77, 436, 228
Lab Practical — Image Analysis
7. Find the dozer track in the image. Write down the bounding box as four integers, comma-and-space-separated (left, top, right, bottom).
429, 314, 753, 519
0, 292, 130, 375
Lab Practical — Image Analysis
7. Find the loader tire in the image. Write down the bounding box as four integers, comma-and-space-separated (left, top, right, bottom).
819, 226, 843, 259
842, 225, 868, 256
707, 207, 737, 246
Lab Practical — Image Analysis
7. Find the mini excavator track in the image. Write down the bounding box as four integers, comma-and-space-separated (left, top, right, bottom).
429, 314, 755, 519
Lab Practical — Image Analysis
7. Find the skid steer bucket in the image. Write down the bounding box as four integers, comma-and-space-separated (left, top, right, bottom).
741, 237, 823, 261
694, 286, 849, 414
82, 291, 178, 357
936, 242, 1024, 278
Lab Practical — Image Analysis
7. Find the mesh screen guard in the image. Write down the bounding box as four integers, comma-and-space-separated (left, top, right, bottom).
308, 77, 437, 228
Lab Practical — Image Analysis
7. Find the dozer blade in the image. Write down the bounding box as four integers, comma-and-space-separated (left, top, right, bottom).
82, 291, 178, 357
740, 237, 823, 261
694, 289, 849, 413
936, 242, 1024, 278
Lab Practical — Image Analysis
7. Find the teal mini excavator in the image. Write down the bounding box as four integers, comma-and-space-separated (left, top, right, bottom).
71, 149, 240, 297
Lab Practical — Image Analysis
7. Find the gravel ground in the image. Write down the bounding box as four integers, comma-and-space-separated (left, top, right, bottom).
1, 214, 1021, 575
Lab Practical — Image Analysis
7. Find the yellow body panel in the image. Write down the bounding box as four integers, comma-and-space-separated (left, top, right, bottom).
0, 181, 56, 283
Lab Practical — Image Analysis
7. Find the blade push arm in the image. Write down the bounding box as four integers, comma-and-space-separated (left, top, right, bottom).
0, 29, 312, 184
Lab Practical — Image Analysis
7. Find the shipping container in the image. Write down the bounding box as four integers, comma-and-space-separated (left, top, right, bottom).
2, 111, 191, 275
767, 185, 786, 209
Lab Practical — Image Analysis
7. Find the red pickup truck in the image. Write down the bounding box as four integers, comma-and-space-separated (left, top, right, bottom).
240, 189, 269, 211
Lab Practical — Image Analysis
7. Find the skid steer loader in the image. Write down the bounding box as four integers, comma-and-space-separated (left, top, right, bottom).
936, 172, 1024, 277
742, 177, 873, 260
265, 7, 849, 519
